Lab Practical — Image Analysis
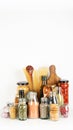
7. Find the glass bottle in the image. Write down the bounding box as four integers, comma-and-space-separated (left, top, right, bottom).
28, 92, 39, 119
48, 92, 53, 104
57, 87, 64, 106
40, 76, 47, 100
18, 90, 27, 120
40, 97, 48, 119
52, 92, 57, 104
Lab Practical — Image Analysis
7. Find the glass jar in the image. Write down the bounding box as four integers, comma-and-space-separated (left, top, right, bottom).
18, 98, 27, 120
27, 92, 39, 119
40, 97, 49, 119
59, 80, 69, 104
1, 103, 10, 118
50, 104, 59, 121
17, 81, 30, 96
9, 103, 17, 119
60, 104, 69, 118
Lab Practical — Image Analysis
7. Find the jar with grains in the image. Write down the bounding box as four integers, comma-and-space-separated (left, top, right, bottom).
59, 80, 69, 104
50, 104, 59, 121
17, 81, 30, 96
40, 97, 49, 119
27, 92, 39, 119
18, 98, 27, 120
9, 103, 17, 119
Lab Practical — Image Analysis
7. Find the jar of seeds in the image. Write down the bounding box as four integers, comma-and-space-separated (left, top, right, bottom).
40, 97, 49, 119
18, 98, 27, 120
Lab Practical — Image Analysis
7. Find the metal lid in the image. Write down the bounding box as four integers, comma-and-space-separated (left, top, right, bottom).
17, 81, 29, 86
59, 79, 69, 83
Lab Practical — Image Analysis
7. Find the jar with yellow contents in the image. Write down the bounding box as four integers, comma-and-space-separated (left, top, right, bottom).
9, 103, 17, 119
17, 81, 30, 96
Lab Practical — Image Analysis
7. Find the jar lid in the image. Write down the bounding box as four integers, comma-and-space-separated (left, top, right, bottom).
41, 76, 47, 81
59, 80, 69, 83
17, 81, 29, 85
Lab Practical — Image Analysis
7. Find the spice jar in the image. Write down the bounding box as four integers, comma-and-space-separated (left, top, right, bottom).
60, 104, 69, 118
17, 81, 30, 96
40, 97, 49, 119
27, 92, 39, 119
1, 103, 10, 118
59, 80, 69, 104
50, 104, 59, 121
18, 98, 27, 120
9, 103, 17, 119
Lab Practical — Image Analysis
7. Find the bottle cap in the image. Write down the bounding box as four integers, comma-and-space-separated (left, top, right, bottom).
41, 76, 47, 81
59, 80, 69, 83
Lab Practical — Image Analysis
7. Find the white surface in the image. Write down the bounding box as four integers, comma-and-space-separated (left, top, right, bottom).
0, 109, 73, 129
0, 0, 73, 129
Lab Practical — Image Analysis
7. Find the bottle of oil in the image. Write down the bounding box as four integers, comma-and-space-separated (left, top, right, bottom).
40, 76, 47, 101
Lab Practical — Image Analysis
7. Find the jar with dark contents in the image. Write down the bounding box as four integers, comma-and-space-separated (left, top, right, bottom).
59, 80, 69, 104
40, 97, 49, 119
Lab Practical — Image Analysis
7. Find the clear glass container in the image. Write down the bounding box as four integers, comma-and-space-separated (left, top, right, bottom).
60, 104, 69, 118
40, 97, 49, 119
59, 80, 69, 104
18, 98, 27, 120
9, 103, 17, 119
27, 92, 39, 119
50, 104, 59, 121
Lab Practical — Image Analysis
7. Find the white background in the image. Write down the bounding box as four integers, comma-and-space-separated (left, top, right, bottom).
0, 0, 73, 129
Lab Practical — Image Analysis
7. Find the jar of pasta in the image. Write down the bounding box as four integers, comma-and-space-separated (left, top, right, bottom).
17, 81, 30, 96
